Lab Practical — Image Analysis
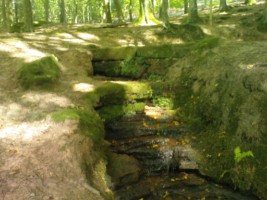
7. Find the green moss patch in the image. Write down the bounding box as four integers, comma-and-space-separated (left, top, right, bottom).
97, 103, 145, 123
84, 82, 152, 107
18, 55, 61, 89
51, 108, 105, 142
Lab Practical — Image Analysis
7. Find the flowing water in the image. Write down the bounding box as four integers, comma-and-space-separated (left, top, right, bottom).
105, 106, 259, 200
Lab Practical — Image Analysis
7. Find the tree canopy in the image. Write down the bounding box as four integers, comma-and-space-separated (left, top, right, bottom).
0, 0, 266, 32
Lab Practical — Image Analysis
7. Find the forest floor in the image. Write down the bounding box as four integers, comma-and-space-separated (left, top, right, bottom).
0, 2, 266, 200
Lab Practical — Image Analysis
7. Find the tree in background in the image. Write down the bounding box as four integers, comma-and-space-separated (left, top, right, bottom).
219, 0, 228, 12
59, 0, 66, 23
102, 0, 112, 23
43, 0, 50, 22
1, 0, 12, 32
184, 0, 188, 14
188, 0, 199, 23
136, 0, 160, 25
159, 0, 169, 23
23, 0, 34, 32
114, 0, 124, 23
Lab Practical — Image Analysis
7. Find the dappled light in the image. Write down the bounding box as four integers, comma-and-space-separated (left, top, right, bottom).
22, 92, 73, 108
77, 32, 100, 41
0, 121, 50, 141
0, 39, 46, 62
72, 83, 95, 93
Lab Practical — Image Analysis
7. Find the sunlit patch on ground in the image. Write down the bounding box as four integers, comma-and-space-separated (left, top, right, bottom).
0, 121, 51, 141
22, 92, 73, 108
72, 83, 95, 93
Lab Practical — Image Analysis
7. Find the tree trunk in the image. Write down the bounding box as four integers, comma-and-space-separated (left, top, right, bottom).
59, 0, 66, 23
184, 0, 189, 14
188, 0, 199, 23
102, 0, 112, 23
159, 0, 169, 22
219, 0, 228, 12
43, 0, 49, 22
129, 0, 133, 22
2, 0, 7, 30
14, 0, 19, 23
114, 0, 124, 23
73, 0, 78, 23
136, 0, 159, 25
23, 0, 34, 32
151, 0, 155, 15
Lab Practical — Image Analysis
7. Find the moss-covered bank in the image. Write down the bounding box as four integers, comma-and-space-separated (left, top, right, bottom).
168, 42, 267, 199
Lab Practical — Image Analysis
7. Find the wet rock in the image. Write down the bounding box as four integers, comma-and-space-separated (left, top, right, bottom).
107, 153, 141, 189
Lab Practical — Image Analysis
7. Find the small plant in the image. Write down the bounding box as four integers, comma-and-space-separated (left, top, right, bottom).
234, 146, 254, 163
152, 97, 173, 108
219, 146, 254, 180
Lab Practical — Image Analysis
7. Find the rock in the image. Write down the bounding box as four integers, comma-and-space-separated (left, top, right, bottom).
57, 49, 93, 76
18, 55, 61, 89
107, 153, 141, 189
85, 81, 152, 107
92, 46, 137, 61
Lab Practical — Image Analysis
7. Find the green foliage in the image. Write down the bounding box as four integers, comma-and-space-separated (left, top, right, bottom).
147, 74, 162, 81
195, 37, 220, 50
120, 57, 148, 78
51, 108, 105, 142
97, 103, 145, 122
234, 146, 254, 163
152, 96, 173, 108
18, 56, 61, 89
51, 108, 80, 121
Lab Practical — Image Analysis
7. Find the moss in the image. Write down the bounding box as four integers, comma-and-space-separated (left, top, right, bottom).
85, 82, 152, 107
152, 96, 174, 109
18, 56, 61, 89
195, 37, 220, 50
97, 103, 145, 122
120, 57, 148, 78
51, 108, 105, 142
51, 108, 80, 121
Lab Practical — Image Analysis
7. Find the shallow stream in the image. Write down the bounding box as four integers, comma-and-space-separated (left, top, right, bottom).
104, 107, 259, 200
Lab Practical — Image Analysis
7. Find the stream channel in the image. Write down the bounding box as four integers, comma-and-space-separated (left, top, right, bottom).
103, 106, 258, 200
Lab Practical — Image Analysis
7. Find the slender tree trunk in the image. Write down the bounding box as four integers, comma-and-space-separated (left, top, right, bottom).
59, 0, 66, 23
114, 0, 124, 22
188, 0, 199, 23
73, 0, 78, 23
159, 0, 169, 22
129, 0, 133, 22
102, 0, 112, 23
151, 0, 155, 15
14, 0, 19, 23
219, 0, 228, 12
43, 0, 49, 22
6, 0, 11, 30
2, 0, 8, 30
23, 0, 34, 32
209, 0, 213, 26
184, 0, 189, 14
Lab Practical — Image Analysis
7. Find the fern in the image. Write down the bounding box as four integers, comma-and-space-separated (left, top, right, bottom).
234, 146, 254, 163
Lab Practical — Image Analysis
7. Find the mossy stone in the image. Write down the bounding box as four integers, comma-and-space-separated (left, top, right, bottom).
97, 103, 145, 122
51, 108, 105, 142
18, 55, 61, 89
85, 82, 152, 107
